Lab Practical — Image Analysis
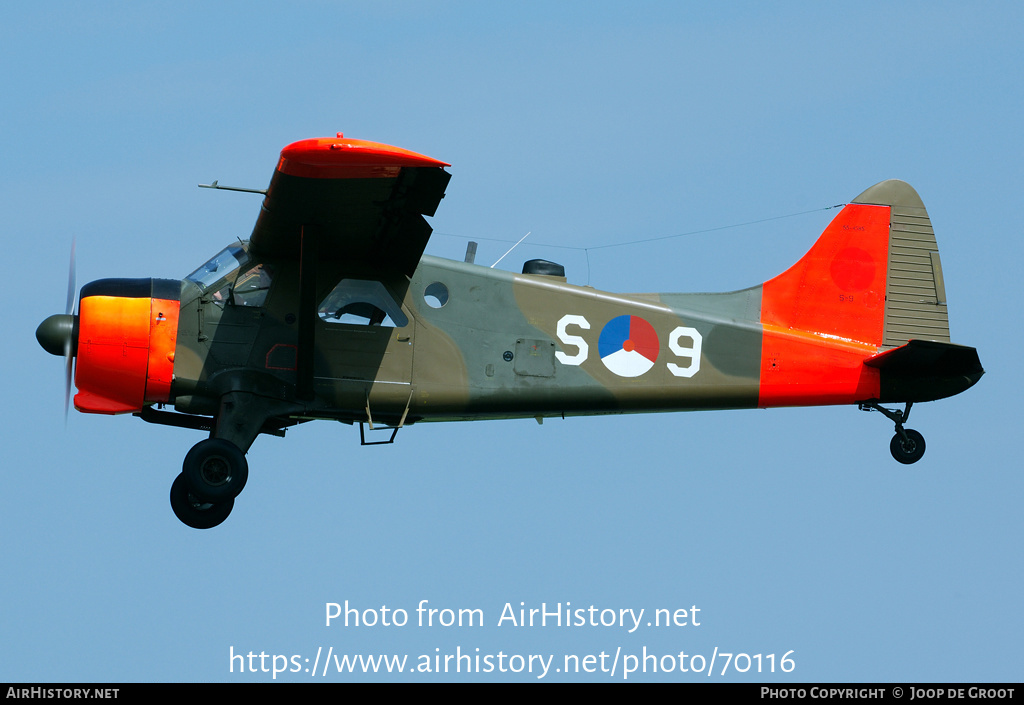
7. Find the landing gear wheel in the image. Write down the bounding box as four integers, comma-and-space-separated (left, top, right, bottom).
170, 473, 234, 529
890, 429, 926, 465
182, 438, 248, 503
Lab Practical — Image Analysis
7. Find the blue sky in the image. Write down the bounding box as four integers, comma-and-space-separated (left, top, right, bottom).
2, 1, 1020, 682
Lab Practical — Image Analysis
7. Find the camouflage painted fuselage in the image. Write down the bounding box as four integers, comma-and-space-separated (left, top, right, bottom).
171, 252, 766, 430
168, 182, 980, 444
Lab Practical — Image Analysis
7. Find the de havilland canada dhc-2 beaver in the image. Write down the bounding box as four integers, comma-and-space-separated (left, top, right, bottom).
36, 134, 984, 528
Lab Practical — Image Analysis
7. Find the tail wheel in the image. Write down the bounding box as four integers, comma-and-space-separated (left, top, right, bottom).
170, 473, 233, 529
182, 438, 248, 503
860, 402, 928, 465
890, 429, 926, 464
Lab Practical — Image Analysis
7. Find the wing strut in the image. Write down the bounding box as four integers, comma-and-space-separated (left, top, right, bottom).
296, 225, 317, 401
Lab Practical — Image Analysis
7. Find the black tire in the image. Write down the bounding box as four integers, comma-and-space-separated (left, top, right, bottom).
170, 473, 234, 529
182, 438, 248, 503
890, 429, 926, 464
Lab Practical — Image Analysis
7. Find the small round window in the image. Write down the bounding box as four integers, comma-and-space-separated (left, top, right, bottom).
424, 282, 449, 309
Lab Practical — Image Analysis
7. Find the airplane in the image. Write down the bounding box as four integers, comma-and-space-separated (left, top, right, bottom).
36, 134, 984, 529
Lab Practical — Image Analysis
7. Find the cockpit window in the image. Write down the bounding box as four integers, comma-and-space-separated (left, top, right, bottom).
318, 279, 408, 328
232, 264, 274, 307
185, 245, 248, 290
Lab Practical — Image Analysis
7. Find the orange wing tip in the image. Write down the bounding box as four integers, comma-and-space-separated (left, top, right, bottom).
277, 136, 449, 179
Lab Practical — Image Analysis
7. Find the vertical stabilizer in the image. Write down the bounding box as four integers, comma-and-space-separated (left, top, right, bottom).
757, 179, 957, 407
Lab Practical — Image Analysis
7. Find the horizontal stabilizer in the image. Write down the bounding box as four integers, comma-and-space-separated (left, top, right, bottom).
863, 340, 984, 402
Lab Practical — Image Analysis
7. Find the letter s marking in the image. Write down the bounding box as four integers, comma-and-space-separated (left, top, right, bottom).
555, 314, 590, 366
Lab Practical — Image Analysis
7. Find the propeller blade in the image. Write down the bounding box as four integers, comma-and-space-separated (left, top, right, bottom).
64, 237, 76, 423
64, 338, 73, 423
65, 237, 76, 316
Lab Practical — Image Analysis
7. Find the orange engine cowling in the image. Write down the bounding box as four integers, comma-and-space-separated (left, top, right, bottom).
74, 278, 181, 414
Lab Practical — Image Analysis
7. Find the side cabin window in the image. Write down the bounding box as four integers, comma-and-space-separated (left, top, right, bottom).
318, 279, 408, 328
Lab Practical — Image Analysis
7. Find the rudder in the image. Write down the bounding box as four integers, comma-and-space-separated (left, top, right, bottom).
851, 180, 950, 349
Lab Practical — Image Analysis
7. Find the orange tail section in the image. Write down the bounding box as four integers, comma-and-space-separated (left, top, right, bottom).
757, 180, 952, 407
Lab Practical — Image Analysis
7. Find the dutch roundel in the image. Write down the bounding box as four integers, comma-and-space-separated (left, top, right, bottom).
598, 315, 660, 377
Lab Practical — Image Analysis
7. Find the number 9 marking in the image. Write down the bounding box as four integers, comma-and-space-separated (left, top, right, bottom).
667, 326, 702, 378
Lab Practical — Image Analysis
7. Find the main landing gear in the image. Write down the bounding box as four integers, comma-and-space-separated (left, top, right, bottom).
859, 401, 926, 464
169, 438, 249, 529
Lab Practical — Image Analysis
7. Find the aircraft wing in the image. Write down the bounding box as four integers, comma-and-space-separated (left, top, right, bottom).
249, 136, 451, 277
